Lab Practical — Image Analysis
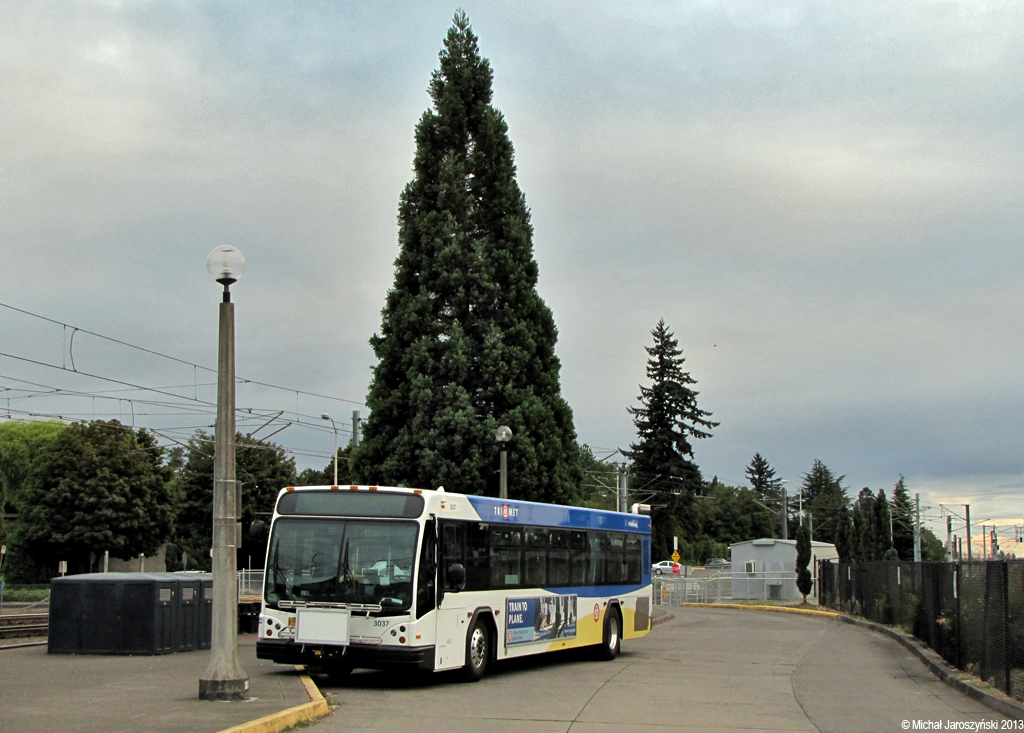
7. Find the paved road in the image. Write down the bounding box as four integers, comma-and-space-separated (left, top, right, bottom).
311, 607, 1012, 732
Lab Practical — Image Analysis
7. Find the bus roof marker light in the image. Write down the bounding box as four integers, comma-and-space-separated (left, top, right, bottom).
285, 487, 295, 491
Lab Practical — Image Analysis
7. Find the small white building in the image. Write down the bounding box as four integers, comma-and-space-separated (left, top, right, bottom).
730, 538, 839, 602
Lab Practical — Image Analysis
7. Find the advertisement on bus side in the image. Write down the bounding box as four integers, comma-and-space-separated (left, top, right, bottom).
506, 594, 577, 645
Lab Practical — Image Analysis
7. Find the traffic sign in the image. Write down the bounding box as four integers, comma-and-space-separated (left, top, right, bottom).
671, 551, 680, 562
672, 563, 680, 574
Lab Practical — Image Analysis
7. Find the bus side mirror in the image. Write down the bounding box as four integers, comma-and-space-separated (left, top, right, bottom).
249, 520, 267, 541
446, 563, 465, 589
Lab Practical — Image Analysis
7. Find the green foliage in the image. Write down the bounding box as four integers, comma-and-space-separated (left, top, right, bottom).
852, 487, 877, 562
795, 522, 813, 601
745, 452, 783, 535
350, 11, 583, 505
698, 479, 774, 546
920, 528, 946, 562
799, 459, 849, 545
834, 502, 855, 563
627, 320, 717, 559
0, 421, 68, 542
169, 429, 296, 571
874, 488, 893, 557
891, 476, 915, 560
13, 420, 176, 580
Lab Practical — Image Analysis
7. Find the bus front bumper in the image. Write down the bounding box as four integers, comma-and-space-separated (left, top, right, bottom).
257, 638, 436, 671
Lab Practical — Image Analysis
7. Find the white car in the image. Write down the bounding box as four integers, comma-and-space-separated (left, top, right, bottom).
651, 560, 681, 575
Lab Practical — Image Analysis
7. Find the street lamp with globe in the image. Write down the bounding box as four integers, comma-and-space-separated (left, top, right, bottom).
199, 245, 249, 701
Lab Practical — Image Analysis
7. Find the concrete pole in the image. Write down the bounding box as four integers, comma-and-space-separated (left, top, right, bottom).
351, 410, 361, 446
499, 447, 508, 499
199, 288, 249, 701
947, 516, 953, 562
619, 464, 628, 513
913, 493, 921, 562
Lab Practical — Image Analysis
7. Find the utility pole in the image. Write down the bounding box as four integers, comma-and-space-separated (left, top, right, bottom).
966, 505, 972, 561
946, 515, 953, 562
782, 487, 788, 540
618, 464, 628, 513
351, 410, 361, 446
914, 493, 921, 562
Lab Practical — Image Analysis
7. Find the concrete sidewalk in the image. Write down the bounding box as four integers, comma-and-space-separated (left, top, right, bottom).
0, 634, 320, 733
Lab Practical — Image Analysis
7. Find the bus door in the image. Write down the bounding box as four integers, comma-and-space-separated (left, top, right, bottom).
435, 521, 467, 670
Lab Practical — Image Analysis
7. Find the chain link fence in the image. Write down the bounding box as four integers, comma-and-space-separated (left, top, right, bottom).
820, 559, 1024, 700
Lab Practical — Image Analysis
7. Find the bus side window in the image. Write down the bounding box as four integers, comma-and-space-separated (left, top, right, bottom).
588, 532, 606, 585
465, 522, 489, 591
625, 534, 641, 584
416, 519, 437, 619
570, 531, 588, 586
548, 530, 570, 587
441, 522, 466, 590
524, 528, 547, 587
490, 528, 522, 587
606, 533, 626, 584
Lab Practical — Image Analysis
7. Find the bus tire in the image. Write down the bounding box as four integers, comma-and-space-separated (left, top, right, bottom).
464, 618, 490, 682
598, 606, 621, 661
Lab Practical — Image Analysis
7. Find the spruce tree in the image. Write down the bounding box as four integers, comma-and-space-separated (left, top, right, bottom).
627, 319, 718, 558
874, 488, 893, 558
745, 452, 783, 536
852, 488, 876, 561
799, 459, 848, 546
890, 476, 914, 560
834, 503, 855, 564
350, 12, 583, 503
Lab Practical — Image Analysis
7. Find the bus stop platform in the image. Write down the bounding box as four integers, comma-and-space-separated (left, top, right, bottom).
0, 634, 325, 733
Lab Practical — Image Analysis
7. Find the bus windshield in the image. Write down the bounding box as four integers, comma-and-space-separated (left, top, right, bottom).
264, 518, 418, 613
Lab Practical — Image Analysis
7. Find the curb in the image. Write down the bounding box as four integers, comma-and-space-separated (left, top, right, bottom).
681, 602, 840, 618
214, 667, 330, 733
834, 615, 1024, 721
683, 602, 1024, 720
651, 610, 675, 627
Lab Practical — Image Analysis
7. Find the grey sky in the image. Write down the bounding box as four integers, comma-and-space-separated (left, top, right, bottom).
2, 1, 1022, 546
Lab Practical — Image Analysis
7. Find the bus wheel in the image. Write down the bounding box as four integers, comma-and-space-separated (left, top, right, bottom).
464, 618, 489, 682
598, 606, 621, 661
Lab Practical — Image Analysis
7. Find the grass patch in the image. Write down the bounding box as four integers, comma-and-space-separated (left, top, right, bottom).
1, 588, 50, 602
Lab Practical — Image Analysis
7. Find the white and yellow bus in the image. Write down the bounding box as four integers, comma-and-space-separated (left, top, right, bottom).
255, 484, 652, 680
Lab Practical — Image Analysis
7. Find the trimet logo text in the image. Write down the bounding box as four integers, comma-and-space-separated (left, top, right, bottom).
495, 504, 519, 520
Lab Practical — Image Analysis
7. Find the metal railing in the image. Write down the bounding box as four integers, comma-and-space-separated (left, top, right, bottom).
653, 572, 737, 605
237, 569, 264, 599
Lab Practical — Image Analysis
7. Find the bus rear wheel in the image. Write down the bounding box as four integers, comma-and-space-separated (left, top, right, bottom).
464, 618, 490, 682
598, 606, 621, 661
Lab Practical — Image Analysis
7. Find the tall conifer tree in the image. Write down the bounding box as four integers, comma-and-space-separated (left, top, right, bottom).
627, 320, 717, 558
799, 459, 848, 545
351, 12, 583, 503
745, 452, 783, 537
891, 476, 914, 560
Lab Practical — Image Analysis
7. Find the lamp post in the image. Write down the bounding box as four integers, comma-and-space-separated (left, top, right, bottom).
495, 425, 512, 499
321, 413, 338, 485
199, 245, 249, 702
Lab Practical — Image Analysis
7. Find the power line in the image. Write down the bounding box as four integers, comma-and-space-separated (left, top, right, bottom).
0, 300, 366, 408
